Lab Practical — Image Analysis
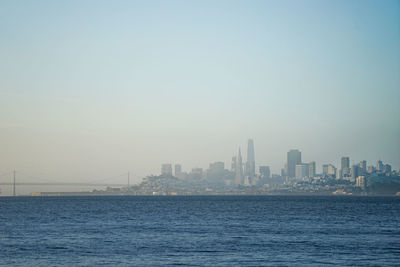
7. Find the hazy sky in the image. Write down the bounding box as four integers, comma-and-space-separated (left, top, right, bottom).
1, 0, 399, 185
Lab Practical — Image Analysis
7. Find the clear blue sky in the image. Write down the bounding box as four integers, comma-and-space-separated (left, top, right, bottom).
0, 0, 399, 183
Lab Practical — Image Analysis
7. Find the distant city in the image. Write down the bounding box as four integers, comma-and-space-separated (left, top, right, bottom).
31, 139, 399, 197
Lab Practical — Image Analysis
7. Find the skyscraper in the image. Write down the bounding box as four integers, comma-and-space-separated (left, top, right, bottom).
287, 149, 301, 178
235, 148, 244, 185
174, 164, 182, 178
341, 157, 350, 169
259, 166, 270, 179
336, 169, 342, 179
384, 164, 392, 174
322, 164, 329, 175
356, 176, 366, 190
246, 139, 255, 177
328, 164, 337, 176
308, 161, 316, 178
295, 164, 309, 179
367, 165, 375, 174
376, 160, 384, 172
190, 168, 203, 180
161, 164, 172, 176
323, 164, 336, 176
231, 156, 237, 173
351, 165, 359, 181
341, 157, 350, 175
359, 160, 367, 175
207, 162, 225, 181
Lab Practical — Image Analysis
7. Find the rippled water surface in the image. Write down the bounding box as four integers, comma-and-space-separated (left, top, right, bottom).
1, 196, 400, 266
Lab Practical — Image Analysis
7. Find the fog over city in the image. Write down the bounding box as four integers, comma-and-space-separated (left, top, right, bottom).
1, 0, 399, 189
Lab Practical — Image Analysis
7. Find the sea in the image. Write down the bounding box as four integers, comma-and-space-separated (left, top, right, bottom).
1, 196, 399, 266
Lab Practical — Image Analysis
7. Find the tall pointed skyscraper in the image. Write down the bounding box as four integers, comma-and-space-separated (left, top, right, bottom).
247, 139, 255, 162
235, 148, 244, 185
246, 139, 255, 177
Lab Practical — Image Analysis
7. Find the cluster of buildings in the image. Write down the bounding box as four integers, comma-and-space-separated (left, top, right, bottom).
283, 150, 393, 182
160, 139, 271, 188
150, 139, 399, 195
24, 139, 398, 197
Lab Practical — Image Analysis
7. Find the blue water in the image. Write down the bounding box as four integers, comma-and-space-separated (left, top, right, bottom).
1, 196, 400, 266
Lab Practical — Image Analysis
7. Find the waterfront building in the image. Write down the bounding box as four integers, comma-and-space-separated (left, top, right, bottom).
287, 149, 302, 178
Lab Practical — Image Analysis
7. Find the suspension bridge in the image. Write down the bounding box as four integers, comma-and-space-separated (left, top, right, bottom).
0, 170, 132, 196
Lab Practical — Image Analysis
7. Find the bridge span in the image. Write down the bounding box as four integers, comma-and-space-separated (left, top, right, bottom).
0, 170, 132, 196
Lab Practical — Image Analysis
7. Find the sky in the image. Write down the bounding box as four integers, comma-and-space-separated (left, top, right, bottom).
0, 0, 399, 188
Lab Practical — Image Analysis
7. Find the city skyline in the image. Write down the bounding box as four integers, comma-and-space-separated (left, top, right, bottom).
1, 1, 399, 266
1, 137, 397, 196
0, 137, 398, 185
1, 0, 399, 182
159, 140, 397, 177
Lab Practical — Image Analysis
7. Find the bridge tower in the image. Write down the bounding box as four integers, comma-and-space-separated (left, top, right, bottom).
13, 170, 16, 196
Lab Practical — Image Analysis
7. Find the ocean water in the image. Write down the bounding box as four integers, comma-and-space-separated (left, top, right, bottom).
1, 196, 399, 266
